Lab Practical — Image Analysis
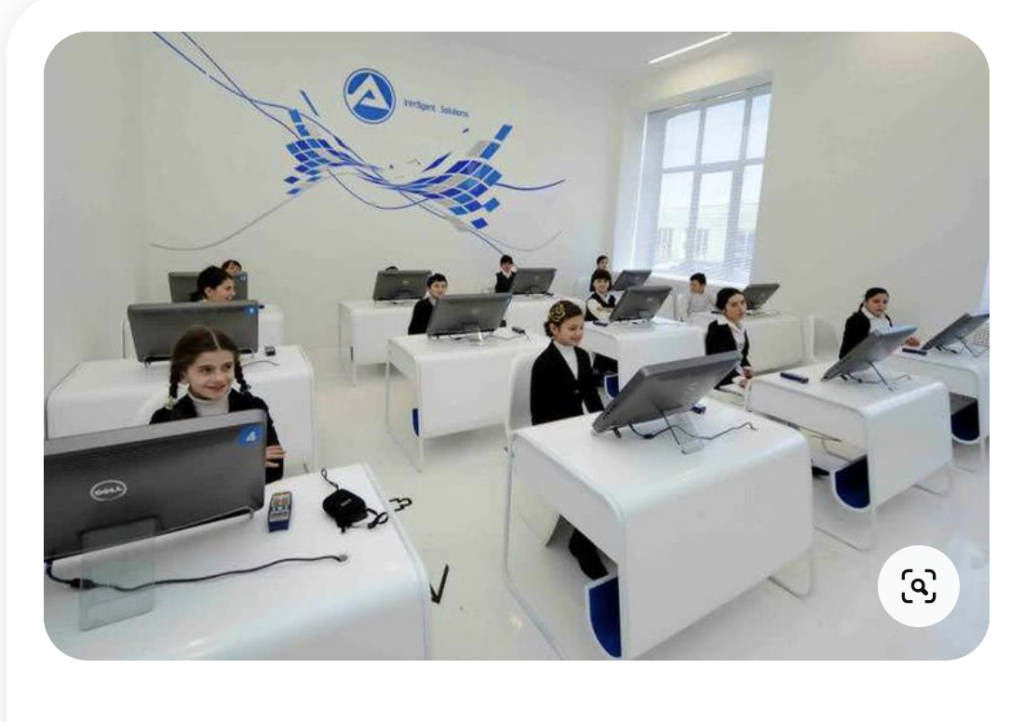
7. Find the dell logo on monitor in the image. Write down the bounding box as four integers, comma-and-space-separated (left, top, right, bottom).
90, 480, 128, 502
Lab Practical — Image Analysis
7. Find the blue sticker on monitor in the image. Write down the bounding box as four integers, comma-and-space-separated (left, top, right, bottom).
247, 306, 257, 315
238, 425, 263, 446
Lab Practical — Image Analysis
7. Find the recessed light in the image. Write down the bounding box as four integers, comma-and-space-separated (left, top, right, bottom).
648, 32, 733, 65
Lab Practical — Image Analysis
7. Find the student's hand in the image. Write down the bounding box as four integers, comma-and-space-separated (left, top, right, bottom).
265, 445, 286, 468
742, 366, 754, 379
736, 376, 750, 389
906, 336, 922, 347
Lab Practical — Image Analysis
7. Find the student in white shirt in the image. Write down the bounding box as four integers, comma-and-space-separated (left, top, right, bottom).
839, 286, 921, 357
681, 272, 715, 318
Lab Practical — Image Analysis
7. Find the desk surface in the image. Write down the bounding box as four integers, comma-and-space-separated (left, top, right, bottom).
44, 464, 431, 660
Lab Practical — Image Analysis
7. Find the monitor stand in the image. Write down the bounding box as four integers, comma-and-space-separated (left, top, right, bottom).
76, 517, 159, 631
938, 333, 986, 358
841, 361, 897, 391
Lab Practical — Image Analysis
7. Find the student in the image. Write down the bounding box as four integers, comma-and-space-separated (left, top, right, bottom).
150, 326, 286, 483
191, 265, 236, 302
495, 255, 517, 293
681, 272, 715, 319
221, 259, 243, 277
589, 255, 610, 292
408, 273, 448, 335
530, 301, 607, 579
839, 287, 922, 358
704, 287, 753, 389
586, 269, 619, 378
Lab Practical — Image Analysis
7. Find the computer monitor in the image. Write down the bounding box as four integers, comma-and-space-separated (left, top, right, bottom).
168, 272, 249, 302
822, 324, 918, 384
592, 352, 742, 434
372, 270, 431, 301
425, 293, 512, 337
607, 286, 673, 323
44, 410, 268, 562
741, 282, 780, 311
921, 312, 990, 352
128, 301, 260, 362
509, 268, 556, 295
611, 269, 652, 292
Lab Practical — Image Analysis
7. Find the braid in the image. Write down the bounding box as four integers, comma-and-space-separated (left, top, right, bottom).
166, 379, 178, 410
235, 361, 251, 396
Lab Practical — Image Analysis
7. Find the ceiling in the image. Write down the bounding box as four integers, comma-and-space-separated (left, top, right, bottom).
423, 32, 733, 83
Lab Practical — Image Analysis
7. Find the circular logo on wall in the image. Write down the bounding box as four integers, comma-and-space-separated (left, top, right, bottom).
344, 68, 396, 124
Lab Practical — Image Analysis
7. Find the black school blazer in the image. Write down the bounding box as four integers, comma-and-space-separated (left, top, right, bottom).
150, 389, 284, 483
495, 272, 516, 293
705, 321, 751, 389
839, 309, 893, 358
408, 297, 434, 335
530, 343, 604, 426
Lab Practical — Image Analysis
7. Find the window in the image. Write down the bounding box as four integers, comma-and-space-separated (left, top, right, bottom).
631, 85, 771, 286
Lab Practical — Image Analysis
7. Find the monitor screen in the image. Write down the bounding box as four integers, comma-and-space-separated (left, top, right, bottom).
611, 269, 652, 292
741, 282, 780, 311
128, 301, 260, 362
44, 410, 268, 561
592, 352, 742, 433
509, 268, 556, 295
372, 270, 431, 301
169, 272, 249, 302
822, 324, 918, 380
607, 286, 673, 323
425, 293, 512, 337
921, 312, 990, 351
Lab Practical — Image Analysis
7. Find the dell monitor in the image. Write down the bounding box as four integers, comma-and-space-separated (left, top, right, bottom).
607, 286, 673, 323
921, 312, 990, 354
822, 324, 918, 389
169, 271, 249, 302
425, 293, 513, 337
372, 269, 431, 301
611, 269, 652, 292
44, 411, 268, 562
741, 282, 780, 311
128, 301, 260, 362
592, 352, 742, 434
509, 268, 557, 295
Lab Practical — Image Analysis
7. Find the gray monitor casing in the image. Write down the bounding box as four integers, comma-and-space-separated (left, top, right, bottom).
822, 324, 918, 380
44, 410, 268, 561
921, 312, 990, 351
509, 268, 556, 295
169, 272, 249, 302
425, 293, 512, 336
741, 282, 780, 311
372, 270, 431, 301
592, 352, 742, 433
611, 269, 652, 292
128, 301, 260, 362
607, 285, 673, 322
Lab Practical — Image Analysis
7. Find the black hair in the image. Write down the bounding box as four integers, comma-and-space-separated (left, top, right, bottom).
190, 266, 233, 302
715, 287, 744, 312
863, 287, 889, 302
221, 259, 242, 272
383, 265, 399, 272
592, 269, 612, 283
427, 273, 447, 287
500, 255, 514, 265
545, 300, 584, 338
690, 272, 707, 285
596, 255, 609, 265
164, 326, 251, 411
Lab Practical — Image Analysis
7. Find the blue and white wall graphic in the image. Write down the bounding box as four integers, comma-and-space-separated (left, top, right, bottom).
152, 32, 566, 255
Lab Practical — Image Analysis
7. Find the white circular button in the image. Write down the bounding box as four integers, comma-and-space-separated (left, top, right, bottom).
878, 545, 960, 627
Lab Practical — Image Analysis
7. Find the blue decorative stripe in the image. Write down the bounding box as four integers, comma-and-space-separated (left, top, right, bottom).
495, 124, 513, 141
471, 218, 488, 229
480, 142, 500, 160
484, 198, 500, 212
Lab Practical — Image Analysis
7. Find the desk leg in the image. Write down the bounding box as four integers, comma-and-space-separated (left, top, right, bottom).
914, 461, 954, 497
954, 436, 987, 474
384, 346, 425, 473
812, 479, 877, 551
769, 550, 814, 598
350, 348, 358, 386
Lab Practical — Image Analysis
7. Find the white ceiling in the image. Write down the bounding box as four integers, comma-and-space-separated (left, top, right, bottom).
423, 32, 732, 83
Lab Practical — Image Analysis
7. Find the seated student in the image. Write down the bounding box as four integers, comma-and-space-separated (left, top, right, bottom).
681, 272, 715, 318
839, 287, 923, 358
530, 301, 607, 579
407, 273, 448, 334
191, 265, 236, 302
586, 269, 619, 377
704, 287, 753, 389
221, 259, 243, 277
150, 326, 285, 483
495, 255, 517, 293
589, 254, 610, 293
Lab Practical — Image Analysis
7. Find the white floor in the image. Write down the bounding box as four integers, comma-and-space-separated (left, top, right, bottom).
307, 346, 989, 660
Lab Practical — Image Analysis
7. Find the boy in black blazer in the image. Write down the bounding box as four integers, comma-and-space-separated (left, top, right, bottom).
407, 273, 448, 335
495, 255, 516, 294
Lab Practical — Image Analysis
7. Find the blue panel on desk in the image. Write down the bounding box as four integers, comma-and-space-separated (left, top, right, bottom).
587, 576, 622, 659
834, 457, 870, 509
951, 402, 980, 442
412, 407, 420, 437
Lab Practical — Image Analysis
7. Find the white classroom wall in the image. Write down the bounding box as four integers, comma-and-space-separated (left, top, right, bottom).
614, 32, 989, 336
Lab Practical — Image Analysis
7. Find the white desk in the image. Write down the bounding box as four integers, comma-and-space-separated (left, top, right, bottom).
338, 300, 417, 384
122, 303, 285, 359
505, 402, 813, 659
386, 331, 547, 470
580, 320, 705, 386
44, 464, 431, 659
689, 312, 805, 372
46, 345, 317, 474
745, 362, 953, 549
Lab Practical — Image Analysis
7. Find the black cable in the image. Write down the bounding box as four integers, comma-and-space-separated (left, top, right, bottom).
627, 413, 756, 448
320, 467, 339, 490
320, 468, 393, 531
45, 554, 348, 594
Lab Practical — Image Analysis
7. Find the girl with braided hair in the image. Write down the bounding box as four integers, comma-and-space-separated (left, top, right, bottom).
149, 326, 286, 483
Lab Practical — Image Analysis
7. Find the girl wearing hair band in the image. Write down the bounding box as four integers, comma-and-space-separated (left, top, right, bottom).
839, 287, 922, 358
150, 326, 286, 483
530, 300, 608, 580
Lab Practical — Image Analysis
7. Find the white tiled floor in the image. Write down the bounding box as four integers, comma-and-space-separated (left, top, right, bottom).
306, 346, 989, 660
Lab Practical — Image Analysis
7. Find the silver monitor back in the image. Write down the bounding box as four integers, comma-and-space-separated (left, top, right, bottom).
128, 301, 260, 362
44, 410, 268, 561
611, 269, 652, 292
741, 282, 780, 311
823, 324, 918, 380
425, 293, 512, 337
607, 286, 672, 323
922, 312, 990, 351
372, 270, 431, 301
168, 271, 249, 302
509, 268, 556, 295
